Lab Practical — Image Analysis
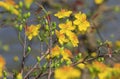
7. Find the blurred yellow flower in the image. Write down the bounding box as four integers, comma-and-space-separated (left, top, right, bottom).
51, 45, 61, 58
24, 0, 33, 9
5, 0, 16, 5
92, 61, 107, 72
54, 9, 72, 18
61, 49, 73, 62
73, 12, 90, 31
54, 66, 81, 79
3, 44, 9, 52
0, 0, 19, 15
59, 20, 75, 34
114, 63, 120, 69
58, 20, 78, 47
77, 63, 85, 69
98, 69, 111, 79
74, 12, 86, 20
4, 0, 18, 8
113, 63, 120, 73
26, 24, 41, 40
13, 56, 19, 62
115, 41, 120, 47
87, 61, 107, 74
91, 52, 97, 57
88, 61, 113, 79
16, 73, 22, 79
56, 30, 68, 45
88, 62, 120, 79
0, 55, 6, 77
94, 0, 104, 5
46, 46, 73, 62
66, 31, 79, 47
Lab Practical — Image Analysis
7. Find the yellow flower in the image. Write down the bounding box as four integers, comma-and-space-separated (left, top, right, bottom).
92, 61, 107, 72
26, 24, 41, 40
87, 61, 113, 79
77, 63, 85, 69
54, 9, 72, 18
113, 63, 120, 73
0, 0, 19, 15
58, 20, 78, 47
24, 0, 33, 9
73, 12, 90, 32
98, 70, 109, 79
66, 31, 79, 47
55, 30, 68, 45
61, 49, 73, 61
98, 68, 113, 79
13, 56, 19, 62
51, 45, 61, 58
115, 41, 120, 47
91, 52, 97, 57
114, 63, 120, 69
4, 0, 18, 8
59, 20, 75, 34
94, 0, 104, 5
54, 66, 81, 79
78, 21, 90, 31
74, 12, 87, 20
0, 55, 6, 77
89, 62, 120, 79
47, 46, 73, 62
16, 73, 22, 79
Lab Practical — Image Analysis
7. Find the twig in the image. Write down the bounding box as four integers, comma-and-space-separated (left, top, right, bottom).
24, 49, 49, 79
47, 10, 52, 79
96, 28, 104, 42
71, 43, 107, 66
36, 3, 53, 79
20, 26, 27, 74
71, 53, 108, 67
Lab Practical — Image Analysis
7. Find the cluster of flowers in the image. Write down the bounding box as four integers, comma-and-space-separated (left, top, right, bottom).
55, 9, 90, 47
88, 61, 120, 79
54, 61, 120, 79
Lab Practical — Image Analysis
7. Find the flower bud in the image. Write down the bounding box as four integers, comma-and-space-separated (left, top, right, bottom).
19, 24, 23, 31
37, 56, 41, 62
27, 46, 31, 53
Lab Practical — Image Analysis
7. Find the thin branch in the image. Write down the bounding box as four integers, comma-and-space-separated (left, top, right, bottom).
71, 43, 107, 66
20, 26, 27, 74
34, 70, 54, 79
36, 3, 53, 79
24, 49, 49, 79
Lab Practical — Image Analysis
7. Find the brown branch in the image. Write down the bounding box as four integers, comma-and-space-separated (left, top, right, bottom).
34, 70, 54, 79
20, 25, 27, 74
71, 43, 107, 66
24, 49, 49, 79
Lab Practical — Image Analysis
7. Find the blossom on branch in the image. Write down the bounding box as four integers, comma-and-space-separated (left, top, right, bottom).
73, 12, 90, 32
59, 20, 75, 34
25, 24, 41, 40
51, 45, 61, 58
66, 31, 79, 47
55, 30, 68, 45
54, 9, 72, 19
61, 48, 73, 62
54, 66, 81, 79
